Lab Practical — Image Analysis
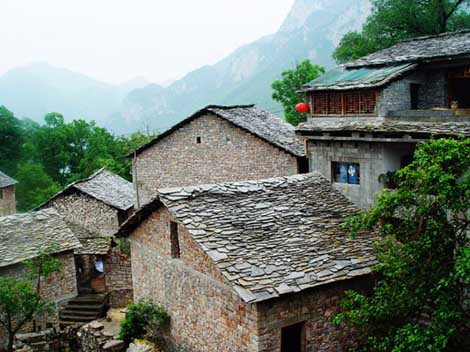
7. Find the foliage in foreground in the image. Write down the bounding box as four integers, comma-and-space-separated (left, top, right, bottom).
272, 60, 325, 126
119, 300, 170, 345
334, 0, 470, 63
0, 248, 62, 352
335, 138, 470, 351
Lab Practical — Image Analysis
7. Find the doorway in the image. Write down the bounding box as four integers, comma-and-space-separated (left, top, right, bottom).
281, 322, 305, 352
449, 77, 470, 108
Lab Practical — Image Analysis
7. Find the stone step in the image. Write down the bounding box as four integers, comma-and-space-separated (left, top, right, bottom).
66, 304, 103, 311
59, 314, 97, 323
60, 309, 99, 317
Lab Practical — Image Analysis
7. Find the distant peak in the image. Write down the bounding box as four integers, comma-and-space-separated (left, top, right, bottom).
279, 0, 327, 32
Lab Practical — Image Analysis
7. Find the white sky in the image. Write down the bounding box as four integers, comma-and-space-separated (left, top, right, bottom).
0, 0, 295, 85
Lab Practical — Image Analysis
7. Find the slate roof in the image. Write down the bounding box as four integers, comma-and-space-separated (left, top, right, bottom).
0, 208, 82, 268
118, 173, 378, 303
300, 64, 417, 92
0, 170, 17, 189
296, 117, 470, 137
346, 30, 470, 68
66, 223, 112, 255
38, 168, 135, 211
130, 105, 305, 158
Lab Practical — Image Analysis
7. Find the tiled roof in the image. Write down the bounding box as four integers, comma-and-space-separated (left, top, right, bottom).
0, 209, 82, 268
346, 30, 470, 68
300, 64, 416, 92
38, 168, 135, 211
0, 170, 17, 188
65, 223, 112, 255
130, 105, 305, 158
119, 173, 377, 303
296, 117, 470, 137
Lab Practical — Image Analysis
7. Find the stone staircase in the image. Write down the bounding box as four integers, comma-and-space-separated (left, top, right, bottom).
59, 294, 108, 323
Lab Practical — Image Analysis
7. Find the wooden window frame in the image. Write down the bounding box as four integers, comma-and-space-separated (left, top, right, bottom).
170, 221, 180, 259
311, 90, 377, 116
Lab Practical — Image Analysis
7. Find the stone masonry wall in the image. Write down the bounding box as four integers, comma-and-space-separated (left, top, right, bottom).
0, 185, 16, 216
134, 114, 299, 200
256, 277, 371, 352
378, 69, 448, 116
308, 140, 414, 208
104, 245, 133, 308
47, 192, 120, 237
0, 251, 78, 346
130, 208, 259, 352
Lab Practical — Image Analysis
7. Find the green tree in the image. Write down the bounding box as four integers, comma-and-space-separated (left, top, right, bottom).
0, 106, 22, 175
335, 138, 470, 351
334, 0, 470, 63
15, 162, 60, 211
272, 60, 325, 126
0, 249, 62, 352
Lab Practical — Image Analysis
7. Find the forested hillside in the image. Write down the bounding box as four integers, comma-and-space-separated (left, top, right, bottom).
0, 106, 153, 211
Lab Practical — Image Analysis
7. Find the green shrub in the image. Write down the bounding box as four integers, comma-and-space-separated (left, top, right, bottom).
119, 300, 170, 344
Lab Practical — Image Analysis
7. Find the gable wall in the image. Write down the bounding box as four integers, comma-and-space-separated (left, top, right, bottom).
134, 114, 298, 199
45, 192, 119, 237
0, 185, 16, 216
129, 207, 259, 351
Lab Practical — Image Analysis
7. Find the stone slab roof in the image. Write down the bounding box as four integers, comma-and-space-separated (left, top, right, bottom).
0, 208, 81, 268
346, 30, 470, 68
38, 168, 135, 211
296, 117, 470, 137
130, 105, 305, 158
300, 64, 416, 92
66, 223, 112, 255
118, 173, 377, 303
0, 170, 17, 189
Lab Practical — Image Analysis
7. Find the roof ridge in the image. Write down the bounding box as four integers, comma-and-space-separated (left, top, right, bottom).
205, 104, 256, 110
398, 29, 470, 44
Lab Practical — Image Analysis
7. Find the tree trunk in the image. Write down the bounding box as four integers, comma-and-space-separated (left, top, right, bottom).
437, 0, 448, 33
7, 331, 14, 352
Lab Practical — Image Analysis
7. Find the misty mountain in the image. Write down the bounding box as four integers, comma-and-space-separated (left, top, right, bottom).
0, 0, 371, 133
0, 63, 148, 124
112, 0, 371, 133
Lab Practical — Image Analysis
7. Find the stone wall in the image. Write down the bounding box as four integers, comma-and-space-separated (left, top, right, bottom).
256, 277, 371, 352
46, 192, 120, 236
0, 251, 78, 346
134, 114, 299, 200
0, 185, 16, 216
45, 192, 133, 307
130, 207, 258, 352
378, 68, 448, 116
105, 245, 133, 308
308, 140, 414, 208
129, 207, 373, 351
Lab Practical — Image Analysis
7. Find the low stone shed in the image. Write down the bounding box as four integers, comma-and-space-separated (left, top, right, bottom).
117, 173, 378, 352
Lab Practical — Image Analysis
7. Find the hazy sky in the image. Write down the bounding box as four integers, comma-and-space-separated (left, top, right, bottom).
1, 0, 295, 85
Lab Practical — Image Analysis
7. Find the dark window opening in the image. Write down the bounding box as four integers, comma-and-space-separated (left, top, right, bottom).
281, 322, 305, 352
410, 84, 420, 110
196, 136, 201, 144
400, 155, 414, 169
0, 190, 3, 199
449, 78, 470, 109
298, 157, 309, 174
332, 162, 360, 185
170, 221, 180, 259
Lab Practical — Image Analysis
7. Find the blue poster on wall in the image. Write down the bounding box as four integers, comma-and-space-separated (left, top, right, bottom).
339, 162, 348, 183
348, 163, 360, 184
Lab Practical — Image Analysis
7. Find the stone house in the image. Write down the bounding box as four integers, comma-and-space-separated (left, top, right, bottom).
37, 168, 135, 308
117, 173, 377, 352
130, 105, 307, 203
0, 208, 81, 344
297, 30, 470, 208
0, 170, 17, 216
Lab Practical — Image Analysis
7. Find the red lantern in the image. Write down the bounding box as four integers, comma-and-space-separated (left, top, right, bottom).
295, 102, 309, 113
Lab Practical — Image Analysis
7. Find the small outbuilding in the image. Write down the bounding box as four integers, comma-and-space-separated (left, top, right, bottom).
0, 170, 17, 216
37, 168, 136, 307
117, 173, 377, 352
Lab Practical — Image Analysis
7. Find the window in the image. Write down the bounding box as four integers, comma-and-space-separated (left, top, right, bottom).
170, 221, 180, 258
196, 136, 201, 144
281, 322, 305, 352
332, 162, 360, 185
0, 190, 3, 199
312, 90, 376, 115
410, 84, 420, 110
